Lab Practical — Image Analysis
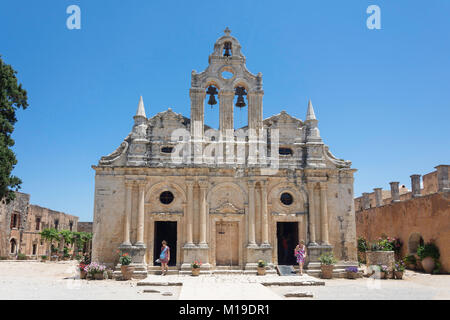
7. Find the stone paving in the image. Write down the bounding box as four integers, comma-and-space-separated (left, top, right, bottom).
0, 261, 448, 300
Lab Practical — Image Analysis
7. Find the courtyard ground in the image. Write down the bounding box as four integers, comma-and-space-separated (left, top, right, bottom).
0, 261, 448, 300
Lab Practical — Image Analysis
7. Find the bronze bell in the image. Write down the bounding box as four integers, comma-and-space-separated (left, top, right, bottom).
223, 42, 232, 57
235, 95, 246, 108
207, 94, 217, 106
206, 86, 218, 107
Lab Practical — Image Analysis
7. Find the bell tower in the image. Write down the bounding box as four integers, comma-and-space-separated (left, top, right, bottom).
190, 28, 264, 138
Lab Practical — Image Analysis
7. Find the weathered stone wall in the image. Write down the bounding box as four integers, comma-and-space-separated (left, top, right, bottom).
0, 192, 80, 258
356, 192, 450, 272
77, 222, 93, 233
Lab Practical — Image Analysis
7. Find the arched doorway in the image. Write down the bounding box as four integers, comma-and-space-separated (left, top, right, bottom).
10, 239, 17, 254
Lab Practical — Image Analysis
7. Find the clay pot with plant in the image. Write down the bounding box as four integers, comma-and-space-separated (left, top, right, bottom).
119, 252, 134, 280
319, 252, 337, 279
417, 242, 440, 274
257, 260, 267, 276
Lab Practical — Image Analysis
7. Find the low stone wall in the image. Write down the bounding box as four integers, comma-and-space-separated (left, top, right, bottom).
366, 251, 395, 271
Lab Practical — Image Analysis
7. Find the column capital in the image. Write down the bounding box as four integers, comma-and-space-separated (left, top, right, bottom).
247, 180, 256, 188
319, 181, 328, 190
124, 180, 134, 188
198, 180, 209, 189
185, 179, 195, 187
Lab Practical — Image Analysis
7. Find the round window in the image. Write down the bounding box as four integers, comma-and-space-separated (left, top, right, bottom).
160, 191, 174, 205
280, 192, 293, 206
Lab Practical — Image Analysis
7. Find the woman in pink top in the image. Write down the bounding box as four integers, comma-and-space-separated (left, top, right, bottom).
294, 240, 307, 276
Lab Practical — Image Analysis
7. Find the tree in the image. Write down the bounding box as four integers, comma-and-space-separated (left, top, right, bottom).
0, 55, 28, 203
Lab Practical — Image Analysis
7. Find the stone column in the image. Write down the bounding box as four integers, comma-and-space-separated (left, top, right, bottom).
362, 192, 370, 210
435, 165, 450, 192
121, 181, 133, 247
219, 90, 234, 135
319, 182, 330, 245
260, 180, 269, 247
410, 174, 422, 198
373, 188, 383, 207
247, 180, 257, 247
307, 183, 317, 245
185, 180, 194, 247
135, 182, 146, 246
198, 180, 208, 247
389, 182, 400, 203
247, 90, 264, 132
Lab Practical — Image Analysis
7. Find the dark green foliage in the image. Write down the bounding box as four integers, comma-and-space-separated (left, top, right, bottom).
417, 241, 440, 260
0, 56, 28, 202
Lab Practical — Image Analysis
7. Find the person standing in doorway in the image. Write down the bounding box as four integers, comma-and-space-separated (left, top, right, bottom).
159, 240, 170, 276
294, 240, 307, 276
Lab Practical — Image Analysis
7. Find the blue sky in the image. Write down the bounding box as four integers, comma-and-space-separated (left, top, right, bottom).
1, 0, 449, 221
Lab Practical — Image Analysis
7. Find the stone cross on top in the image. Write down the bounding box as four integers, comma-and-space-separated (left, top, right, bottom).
224, 27, 231, 36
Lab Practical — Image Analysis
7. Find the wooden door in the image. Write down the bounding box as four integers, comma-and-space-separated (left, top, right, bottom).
216, 221, 239, 266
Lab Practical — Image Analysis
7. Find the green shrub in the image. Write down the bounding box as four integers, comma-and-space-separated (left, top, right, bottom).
417, 242, 440, 260
41, 255, 48, 260
257, 260, 267, 268
319, 252, 337, 265
357, 237, 368, 253
404, 255, 416, 265
17, 253, 27, 260
0, 256, 7, 260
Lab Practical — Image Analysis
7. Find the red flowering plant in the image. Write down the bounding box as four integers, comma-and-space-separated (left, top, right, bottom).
78, 262, 86, 272
191, 261, 202, 269
118, 251, 132, 266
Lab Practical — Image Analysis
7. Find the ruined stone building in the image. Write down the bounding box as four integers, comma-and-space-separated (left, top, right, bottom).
0, 191, 80, 258
355, 165, 450, 272
92, 29, 358, 276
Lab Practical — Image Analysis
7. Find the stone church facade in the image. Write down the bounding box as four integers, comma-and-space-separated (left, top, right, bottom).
92, 29, 357, 276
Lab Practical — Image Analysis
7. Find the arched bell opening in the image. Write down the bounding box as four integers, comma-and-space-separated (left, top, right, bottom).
204, 84, 220, 129
233, 85, 248, 129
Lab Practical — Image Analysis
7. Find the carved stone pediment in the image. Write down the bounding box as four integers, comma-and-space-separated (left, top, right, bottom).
211, 201, 244, 214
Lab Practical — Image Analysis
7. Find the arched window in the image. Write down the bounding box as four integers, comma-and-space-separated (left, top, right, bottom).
223, 41, 232, 57
234, 86, 248, 129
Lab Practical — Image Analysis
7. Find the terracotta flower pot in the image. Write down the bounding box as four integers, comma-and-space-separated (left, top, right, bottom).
121, 265, 135, 280
380, 271, 386, 279
192, 267, 200, 276
347, 272, 357, 279
320, 265, 334, 279
80, 270, 87, 279
394, 271, 404, 279
257, 267, 266, 276
421, 257, 435, 274
94, 272, 104, 280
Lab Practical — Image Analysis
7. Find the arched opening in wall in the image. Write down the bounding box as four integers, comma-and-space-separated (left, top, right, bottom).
10, 239, 17, 254
408, 233, 424, 254
234, 86, 248, 129
204, 85, 220, 129
223, 41, 232, 57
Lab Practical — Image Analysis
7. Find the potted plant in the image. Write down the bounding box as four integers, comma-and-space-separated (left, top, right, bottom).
40, 255, 48, 262
85, 262, 106, 280
379, 264, 388, 279
257, 260, 267, 276
345, 266, 358, 279
394, 260, 406, 279
417, 241, 440, 274
191, 261, 202, 276
357, 237, 368, 264
404, 254, 416, 270
119, 252, 134, 280
319, 252, 337, 279
79, 263, 87, 279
